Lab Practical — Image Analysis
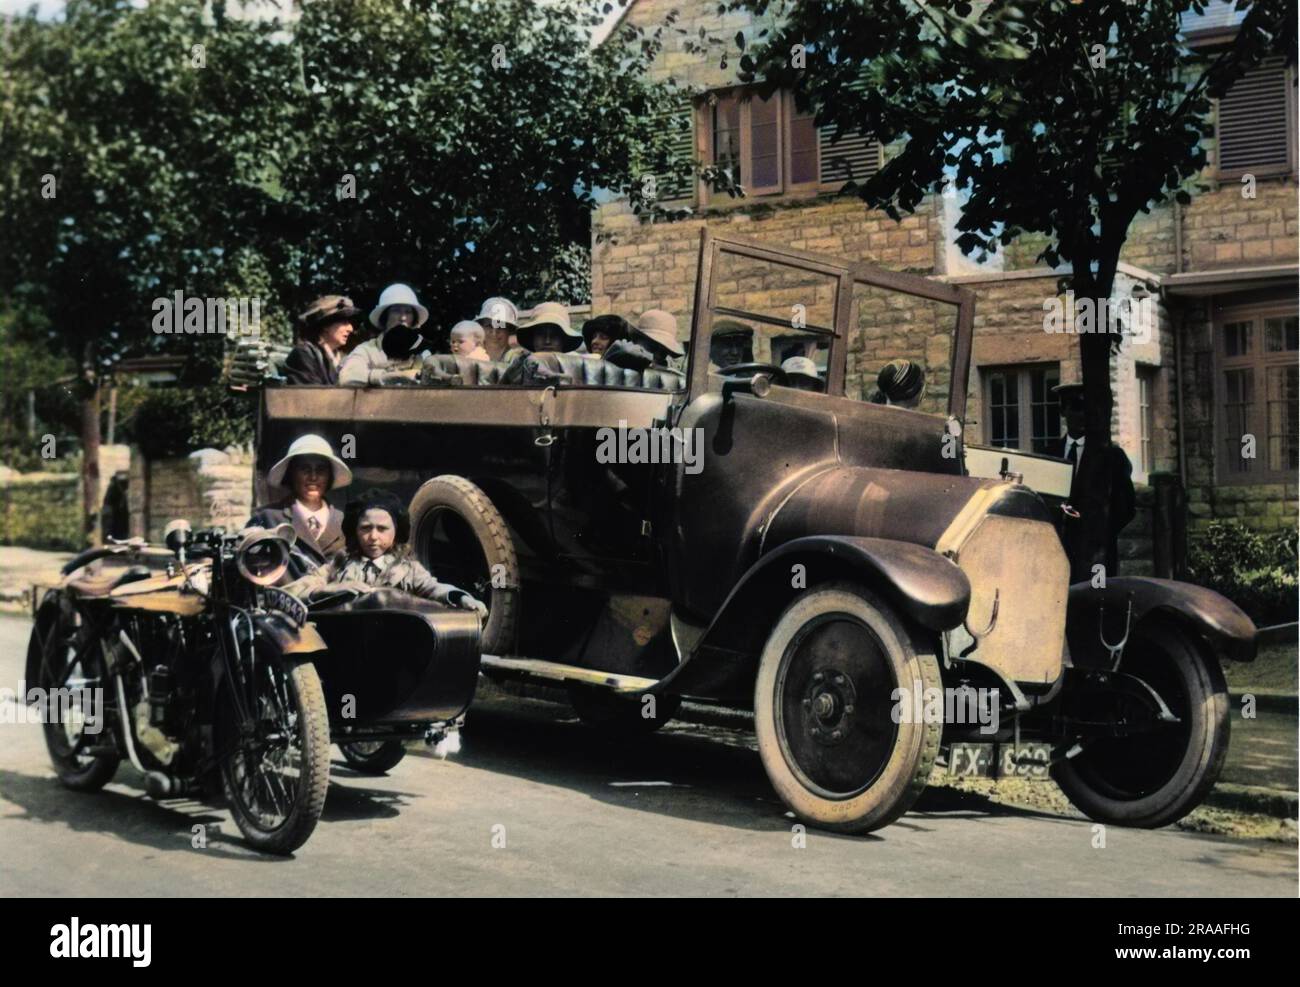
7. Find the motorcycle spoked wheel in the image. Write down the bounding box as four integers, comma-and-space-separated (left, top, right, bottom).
29, 601, 121, 791
1051, 619, 1230, 829
218, 660, 331, 855
338, 740, 407, 774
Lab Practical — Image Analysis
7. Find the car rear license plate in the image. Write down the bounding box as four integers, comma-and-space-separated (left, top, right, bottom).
948, 742, 1052, 779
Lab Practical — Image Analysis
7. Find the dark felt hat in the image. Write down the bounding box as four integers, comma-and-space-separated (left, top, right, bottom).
298, 295, 362, 338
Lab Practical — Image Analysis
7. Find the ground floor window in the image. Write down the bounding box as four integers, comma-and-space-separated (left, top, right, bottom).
1138, 365, 1157, 475
981, 363, 1061, 454
1216, 305, 1298, 483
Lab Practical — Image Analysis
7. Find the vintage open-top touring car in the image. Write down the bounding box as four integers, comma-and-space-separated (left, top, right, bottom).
256, 231, 1256, 833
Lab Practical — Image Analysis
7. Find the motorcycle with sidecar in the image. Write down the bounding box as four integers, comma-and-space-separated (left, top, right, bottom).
26, 522, 479, 854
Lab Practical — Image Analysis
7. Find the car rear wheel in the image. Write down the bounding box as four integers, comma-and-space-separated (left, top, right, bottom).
1051, 620, 1229, 829
410, 475, 518, 656
754, 583, 941, 834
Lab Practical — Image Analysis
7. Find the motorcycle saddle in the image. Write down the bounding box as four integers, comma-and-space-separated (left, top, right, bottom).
67, 564, 153, 598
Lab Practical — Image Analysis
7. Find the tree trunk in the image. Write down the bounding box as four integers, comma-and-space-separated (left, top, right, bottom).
80, 364, 101, 549
1071, 255, 1122, 583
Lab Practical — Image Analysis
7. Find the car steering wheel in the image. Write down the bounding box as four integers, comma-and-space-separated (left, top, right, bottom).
715, 362, 787, 385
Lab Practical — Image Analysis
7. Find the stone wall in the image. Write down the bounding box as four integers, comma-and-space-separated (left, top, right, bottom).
130, 446, 255, 543
0, 445, 133, 551
0, 474, 81, 550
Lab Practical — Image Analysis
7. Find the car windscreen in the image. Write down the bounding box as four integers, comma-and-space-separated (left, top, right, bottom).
694, 247, 841, 389
850, 281, 960, 418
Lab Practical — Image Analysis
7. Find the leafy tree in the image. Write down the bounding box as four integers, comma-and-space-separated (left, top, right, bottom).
0, 0, 298, 543
277, 0, 686, 320
726, 0, 1293, 577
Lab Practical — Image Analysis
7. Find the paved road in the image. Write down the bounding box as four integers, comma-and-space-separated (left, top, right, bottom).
0, 615, 1294, 897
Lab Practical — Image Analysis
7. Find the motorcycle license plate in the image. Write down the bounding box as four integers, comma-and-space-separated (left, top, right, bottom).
263, 588, 307, 627
948, 742, 1052, 780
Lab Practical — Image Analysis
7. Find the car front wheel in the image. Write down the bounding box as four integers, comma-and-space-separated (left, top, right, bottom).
754, 582, 941, 834
1051, 619, 1229, 828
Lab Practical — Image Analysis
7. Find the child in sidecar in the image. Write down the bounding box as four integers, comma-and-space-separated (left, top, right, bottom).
286, 488, 487, 615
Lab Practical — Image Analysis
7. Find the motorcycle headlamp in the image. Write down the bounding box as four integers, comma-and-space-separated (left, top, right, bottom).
236, 524, 295, 587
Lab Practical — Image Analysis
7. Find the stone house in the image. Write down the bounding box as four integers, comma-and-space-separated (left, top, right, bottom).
591, 0, 1297, 539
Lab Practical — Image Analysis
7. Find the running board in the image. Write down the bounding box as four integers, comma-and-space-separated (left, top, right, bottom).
480, 655, 659, 693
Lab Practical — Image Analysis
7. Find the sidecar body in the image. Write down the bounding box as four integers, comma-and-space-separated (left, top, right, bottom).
306, 590, 482, 735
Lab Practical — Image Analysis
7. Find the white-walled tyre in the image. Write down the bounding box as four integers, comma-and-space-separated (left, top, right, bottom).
754, 582, 941, 834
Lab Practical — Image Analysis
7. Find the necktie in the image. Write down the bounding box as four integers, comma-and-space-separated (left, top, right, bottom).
364, 560, 380, 583
307, 516, 321, 537
1066, 441, 1078, 465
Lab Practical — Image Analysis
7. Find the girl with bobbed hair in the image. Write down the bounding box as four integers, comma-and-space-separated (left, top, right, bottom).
286, 488, 486, 614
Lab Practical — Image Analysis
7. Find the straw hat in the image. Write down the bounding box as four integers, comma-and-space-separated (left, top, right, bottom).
517, 301, 582, 352
476, 297, 519, 330
369, 283, 429, 329
266, 434, 353, 492
633, 309, 685, 357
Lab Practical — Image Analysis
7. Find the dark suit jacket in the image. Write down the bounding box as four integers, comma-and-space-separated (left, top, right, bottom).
248, 499, 346, 576
1052, 436, 1137, 580
283, 341, 339, 386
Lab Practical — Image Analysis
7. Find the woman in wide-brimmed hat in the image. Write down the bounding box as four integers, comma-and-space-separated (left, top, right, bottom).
517, 301, 583, 353
283, 295, 362, 386
631, 309, 685, 367
248, 434, 353, 574
339, 283, 432, 386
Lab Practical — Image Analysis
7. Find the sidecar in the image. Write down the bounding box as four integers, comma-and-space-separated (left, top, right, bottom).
304, 590, 482, 772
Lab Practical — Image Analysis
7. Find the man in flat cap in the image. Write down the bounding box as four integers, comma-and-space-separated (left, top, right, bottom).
1052, 381, 1136, 583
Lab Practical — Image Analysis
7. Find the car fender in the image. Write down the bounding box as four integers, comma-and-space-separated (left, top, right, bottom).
660, 535, 971, 703
1066, 576, 1257, 667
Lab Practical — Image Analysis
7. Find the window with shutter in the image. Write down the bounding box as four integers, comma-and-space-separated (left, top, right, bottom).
788, 99, 819, 186
651, 100, 696, 202
748, 92, 782, 193
1216, 57, 1295, 177
818, 127, 881, 187
695, 86, 881, 202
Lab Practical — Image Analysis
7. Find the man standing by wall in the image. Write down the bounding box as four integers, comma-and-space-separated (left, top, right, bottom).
1052, 382, 1137, 583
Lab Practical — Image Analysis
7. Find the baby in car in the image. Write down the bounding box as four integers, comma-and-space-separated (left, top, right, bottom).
287, 488, 487, 615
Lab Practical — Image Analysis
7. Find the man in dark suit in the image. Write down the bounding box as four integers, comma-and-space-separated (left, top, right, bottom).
1052, 382, 1137, 582
248, 434, 351, 575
